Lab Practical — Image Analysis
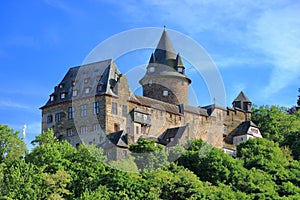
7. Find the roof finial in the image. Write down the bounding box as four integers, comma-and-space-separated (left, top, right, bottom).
164, 25, 166, 30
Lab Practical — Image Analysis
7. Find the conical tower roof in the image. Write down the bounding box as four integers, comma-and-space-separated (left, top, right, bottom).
154, 27, 176, 62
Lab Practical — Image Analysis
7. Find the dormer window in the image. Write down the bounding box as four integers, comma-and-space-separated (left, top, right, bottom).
149, 67, 155, 73
85, 87, 91, 94
84, 78, 89, 84
59, 84, 64, 88
177, 68, 183, 73
50, 95, 55, 102
97, 84, 103, 92
60, 92, 66, 99
163, 90, 168, 96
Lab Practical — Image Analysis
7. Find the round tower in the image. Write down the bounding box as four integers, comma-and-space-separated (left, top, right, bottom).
139, 28, 191, 105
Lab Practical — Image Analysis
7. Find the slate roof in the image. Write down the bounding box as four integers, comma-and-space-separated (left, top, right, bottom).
181, 104, 209, 116
225, 121, 260, 144
41, 59, 121, 109
233, 91, 251, 103
158, 124, 188, 146
101, 130, 128, 149
140, 28, 191, 85
131, 94, 181, 115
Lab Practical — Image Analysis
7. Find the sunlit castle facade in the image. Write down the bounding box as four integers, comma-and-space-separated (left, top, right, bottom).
40, 28, 262, 160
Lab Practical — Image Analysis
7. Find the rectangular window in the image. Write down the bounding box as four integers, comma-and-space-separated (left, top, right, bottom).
122, 105, 127, 117
136, 126, 139, 135
67, 128, 73, 136
94, 102, 100, 114
50, 95, 55, 101
47, 115, 53, 124
72, 90, 78, 97
163, 90, 168, 96
93, 124, 101, 132
112, 102, 118, 115
85, 87, 90, 94
68, 107, 74, 119
55, 113, 61, 122
60, 93, 66, 99
81, 104, 87, 116
80, 126, 88, 134
148, 67, 155, 73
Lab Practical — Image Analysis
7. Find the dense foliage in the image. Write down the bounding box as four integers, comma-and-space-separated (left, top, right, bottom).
1, 105, 300, 199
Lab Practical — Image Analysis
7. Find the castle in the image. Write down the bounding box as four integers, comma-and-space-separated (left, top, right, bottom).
41, 28, 262, 160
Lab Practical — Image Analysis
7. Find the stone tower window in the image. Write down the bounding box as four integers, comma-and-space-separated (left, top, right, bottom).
163, 90, 168, 96
149, 80, 153, 86
148, 67, 155, 73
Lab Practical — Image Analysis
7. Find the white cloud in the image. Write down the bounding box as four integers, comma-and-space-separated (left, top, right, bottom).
248, 4, 300, 98
108, 0, 300, 99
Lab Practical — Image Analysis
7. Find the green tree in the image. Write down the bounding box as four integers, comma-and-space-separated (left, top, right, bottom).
0, 124, 27, 162
251, 105, 300, 143
282, 131, 300, 160
0, 159, 43, 199
129, 138, 168, 172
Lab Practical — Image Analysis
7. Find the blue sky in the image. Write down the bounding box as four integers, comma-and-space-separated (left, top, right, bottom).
1, 0, 300, 147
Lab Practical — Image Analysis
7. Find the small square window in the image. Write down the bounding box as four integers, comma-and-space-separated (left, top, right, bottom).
149, 67, 155, 73
59, 84, 64, 88
85, 87, 90, 94
177, 68, 183, 73
84, 78, 89, 84
163, 90, 168, 96
60, 93, 66, 99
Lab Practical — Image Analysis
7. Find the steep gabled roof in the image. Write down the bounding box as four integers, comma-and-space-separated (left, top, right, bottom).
225, 121, 261, 144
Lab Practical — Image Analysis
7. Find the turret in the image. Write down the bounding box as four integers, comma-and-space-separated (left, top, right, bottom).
232, 91, 252, 112
139, 28, 191, 105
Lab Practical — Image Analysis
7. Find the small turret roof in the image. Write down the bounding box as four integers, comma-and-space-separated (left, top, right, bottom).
233, 91, 251, 103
